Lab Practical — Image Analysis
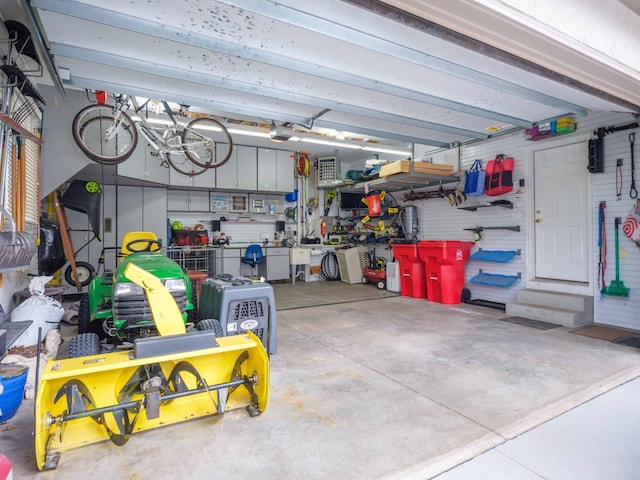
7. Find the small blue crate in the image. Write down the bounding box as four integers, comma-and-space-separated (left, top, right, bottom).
285, 189, 298, 202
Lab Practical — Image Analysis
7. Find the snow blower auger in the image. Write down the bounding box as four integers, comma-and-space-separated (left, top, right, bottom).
34, 262, 269, 471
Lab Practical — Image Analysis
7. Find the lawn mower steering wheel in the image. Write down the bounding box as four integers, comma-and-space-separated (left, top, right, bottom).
126, 239, 162, 253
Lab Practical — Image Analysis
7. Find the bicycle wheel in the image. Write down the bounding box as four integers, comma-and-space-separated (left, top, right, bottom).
182, 117, 233, 168
72, 104, 138, 164
165, 150, 208, 177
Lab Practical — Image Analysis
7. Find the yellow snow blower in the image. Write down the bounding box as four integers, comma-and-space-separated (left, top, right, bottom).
34, 263, 269, 470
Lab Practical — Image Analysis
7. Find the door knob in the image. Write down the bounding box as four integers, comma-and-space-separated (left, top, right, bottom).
535, 218, 542, 223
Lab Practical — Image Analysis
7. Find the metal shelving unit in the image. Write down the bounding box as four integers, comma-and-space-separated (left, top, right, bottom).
318, 161, 460, 193
166, 245, 217, 276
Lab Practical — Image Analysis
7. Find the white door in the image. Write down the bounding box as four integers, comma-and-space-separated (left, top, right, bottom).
534, 142, 589, 282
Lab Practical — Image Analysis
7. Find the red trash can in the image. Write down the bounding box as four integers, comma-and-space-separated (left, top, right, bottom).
417, 241, 474, 304
390, 243, 427, 298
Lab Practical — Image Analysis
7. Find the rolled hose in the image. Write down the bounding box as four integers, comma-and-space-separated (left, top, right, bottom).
320, 252, 340, 281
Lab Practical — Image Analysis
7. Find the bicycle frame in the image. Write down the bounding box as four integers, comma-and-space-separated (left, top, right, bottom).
115, 95, 214, 161
73, 90, 233, 172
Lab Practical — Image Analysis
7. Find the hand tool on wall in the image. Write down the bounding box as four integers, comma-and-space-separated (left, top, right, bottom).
616, 159, 623, 200
601, 217, 630, 297
324, 188, 336, 216
630, 133, 637, 199
597, 201, 607, 289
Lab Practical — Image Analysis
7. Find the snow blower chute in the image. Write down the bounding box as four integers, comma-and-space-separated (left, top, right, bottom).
34, 262, 269, 471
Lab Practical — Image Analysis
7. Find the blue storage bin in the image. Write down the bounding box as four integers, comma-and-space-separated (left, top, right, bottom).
285, 189, 298, 202
0, 364, 29, 422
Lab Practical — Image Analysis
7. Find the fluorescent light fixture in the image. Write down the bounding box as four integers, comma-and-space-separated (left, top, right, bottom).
227, 128, 271, 138
132, 117, 406, 152
301, 137, 362, 149
362, 146, 412, 155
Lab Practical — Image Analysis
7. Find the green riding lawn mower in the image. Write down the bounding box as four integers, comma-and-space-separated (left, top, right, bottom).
35, 231, 271, 470
70, 231, 220, 356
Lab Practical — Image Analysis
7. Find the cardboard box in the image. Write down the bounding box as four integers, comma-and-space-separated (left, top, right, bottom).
380, 160, 454, 178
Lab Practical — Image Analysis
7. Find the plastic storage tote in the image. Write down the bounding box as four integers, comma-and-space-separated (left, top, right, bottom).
390, 243, 427, 298
0, 364, 29, 422
417, 241, 474, 304
336, 246, 368, 284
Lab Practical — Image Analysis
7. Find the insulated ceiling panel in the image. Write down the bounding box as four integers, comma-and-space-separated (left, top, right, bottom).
17, 0, 640, 150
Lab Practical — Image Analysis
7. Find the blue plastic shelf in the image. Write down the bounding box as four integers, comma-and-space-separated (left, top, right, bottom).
469, 250, 518, 263
470, 272, 519, 288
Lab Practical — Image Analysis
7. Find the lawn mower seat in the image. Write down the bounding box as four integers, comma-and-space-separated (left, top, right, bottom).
242, 244, 264, 277
121, 231, 161, 256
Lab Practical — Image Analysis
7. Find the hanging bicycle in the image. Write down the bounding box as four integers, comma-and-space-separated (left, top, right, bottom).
71, 91, 234, 176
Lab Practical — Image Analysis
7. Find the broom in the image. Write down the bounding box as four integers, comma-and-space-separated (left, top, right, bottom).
601, 217, 630, 297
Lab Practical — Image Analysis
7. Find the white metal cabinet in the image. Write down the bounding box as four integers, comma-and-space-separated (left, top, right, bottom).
193, 167, 215, 189
145, 152, 171, 184
169, 164, 215, 188
167, 189, 211, 211
168, 168, 193, 187
257, 148, 294, 192
276, 149, 295, 193
118, 147, 170, 184
116, 144, 145, 181
215, 145, 236, 189
167, 189, 188, 211
263, 247, 290, 281
117, 186, 168, 245
257, 148, 277, 191
218, 247, 241, 277
189, 190, 211, 210
216, 145, 257, 190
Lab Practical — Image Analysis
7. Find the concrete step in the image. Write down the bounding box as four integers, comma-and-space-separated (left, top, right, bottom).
505, 302, 591, 328
515, 289, 592, 313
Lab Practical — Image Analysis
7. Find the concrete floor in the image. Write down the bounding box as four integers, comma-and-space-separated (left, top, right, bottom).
3, 282, 640, 479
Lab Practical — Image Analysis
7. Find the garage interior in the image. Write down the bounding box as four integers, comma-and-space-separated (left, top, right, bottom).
1, 1, 640, 479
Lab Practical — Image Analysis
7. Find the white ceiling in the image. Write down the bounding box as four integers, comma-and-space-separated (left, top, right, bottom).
2, 0, 640, 160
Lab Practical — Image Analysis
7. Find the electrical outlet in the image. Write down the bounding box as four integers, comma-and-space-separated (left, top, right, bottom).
617, 158, 624, 166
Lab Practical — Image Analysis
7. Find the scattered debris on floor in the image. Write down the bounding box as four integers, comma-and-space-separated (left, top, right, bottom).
1, 330, 63, 399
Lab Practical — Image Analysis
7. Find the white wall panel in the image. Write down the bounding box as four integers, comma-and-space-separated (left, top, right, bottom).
591, 119, 640, 329
403, 110, 640, 325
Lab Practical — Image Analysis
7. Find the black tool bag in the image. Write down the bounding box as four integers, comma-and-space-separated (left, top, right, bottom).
38, 217, 66, 275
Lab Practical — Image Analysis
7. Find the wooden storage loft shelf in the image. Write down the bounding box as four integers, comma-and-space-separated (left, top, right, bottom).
325, 173, 459, 192
0, 112, 42, 144
354, 172, 459, 192
323, 160, 460, 193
